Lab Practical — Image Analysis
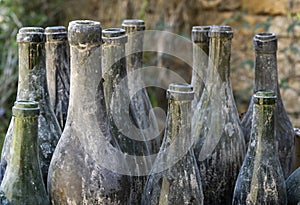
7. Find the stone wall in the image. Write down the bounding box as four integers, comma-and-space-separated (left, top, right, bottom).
60, 0, 300, 127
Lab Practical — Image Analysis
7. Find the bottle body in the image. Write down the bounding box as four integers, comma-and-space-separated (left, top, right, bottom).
192, 26, 245, 204
233, 91, 287, 205
0, 101, 49, 205
45, 26, 70, 130
122, 19, 161, 154
286, 167, 300, 205
241, 32, 294, 178
143, 83, 204, 205
48, 20, 131, 204
0, 27, 61, 186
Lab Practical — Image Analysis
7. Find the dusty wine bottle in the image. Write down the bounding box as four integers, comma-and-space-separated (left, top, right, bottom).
0, 27, 62, 186
191, 25, 210, 109
286, 166, 300, 205
233, 90, 287, 205
122, 19, 161, 154
45, 26, 70, 130
102, 27, 152, 204
142, 83, 204, 205
192, 25, 246, 204
48, 20, 132, 204
241, 32, 294, 178
0, 101, 49, 205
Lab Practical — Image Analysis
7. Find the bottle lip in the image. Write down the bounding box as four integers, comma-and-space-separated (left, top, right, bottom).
17, 27, 45, 43
253, 90, 277, 105
192, 26, 210, 43
208, 25, 233, 38
102, 28, 128, 44
45, 26, 67, 42
253, 32, 277, 52
12, 100, 40, 117
167, 83, 194, 101
122, 19, 145, 33
68, 20, 102, 46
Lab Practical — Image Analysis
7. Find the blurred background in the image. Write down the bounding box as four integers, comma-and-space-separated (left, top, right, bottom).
1, 0, 300, 150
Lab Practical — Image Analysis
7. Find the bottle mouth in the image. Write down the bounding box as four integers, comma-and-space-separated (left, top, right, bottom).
103, 28, 126, 37
122, 19, 145, 32
254, 32, 276, 41
209, 25, 233, 38
45, 26, 67, 41
167, 83, 194, 101
13, 100, 40, 117
68, 20, 102, 45
17, 27, 45, 43
45, 26, 66, 34
253, 90, 277, 105
253, 32, 277, 52
192, 26, 210, 43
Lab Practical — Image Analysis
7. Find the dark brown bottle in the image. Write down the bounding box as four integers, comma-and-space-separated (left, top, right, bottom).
48, 20, 132, 204
0, 101, 49, 205
233, 91, 287, 205
143, 83, 204, 205
122, 19, 161, 154
241, 32, 294, 178
45, 26, 70, 130
0, 27, 61, 186
191, 26, 210, 109
192, 25, 246, 204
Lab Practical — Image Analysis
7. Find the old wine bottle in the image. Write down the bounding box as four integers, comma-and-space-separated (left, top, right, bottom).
122, 19, 161, 154
143, 83, 204, 205
192, 25, 246, 204
241, 32, 294, 178
0, 101, 49, 205
45, 26, 70, 130
233, 91, 287, 205
0, 27, 61, 186
48, 20, 131, 204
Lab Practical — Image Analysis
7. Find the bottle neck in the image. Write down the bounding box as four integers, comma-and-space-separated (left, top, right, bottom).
254, 51, 279, 92
251, 102, 276, 150
102, 41, 127, 110
17, 42, 49, 102
66, 44, 102, 122
7, 114, 40, 180
207, 36, 231, 85
192, 41, 209, 102
164, 99, 192, 149
125, 31, 144, 73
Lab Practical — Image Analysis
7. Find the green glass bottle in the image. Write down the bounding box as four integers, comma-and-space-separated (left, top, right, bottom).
122, 19, 161, 154
102, 28, 151, 204
241, 32, 294, 178
191, 25, 210, 109
142, 83, 204, 205
192, 25, 246, 204
233, 91, 287, 205
45, 26, 70, 130
0, 27, 62, 186
286, 167, 300, 205
48, 20, 131, 204
0, 101, 49, 205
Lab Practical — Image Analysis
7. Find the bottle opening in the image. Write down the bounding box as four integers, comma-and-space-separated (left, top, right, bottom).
255, 32, 276, 41
18, 27, 44, 34
253, 90, 277, 105
192, 26, 211, 32
122, 19, 145, 26
169, 83, 193, 92
13, 101, 40, 117
103, 28, 126, 37
45, 26, 67, 34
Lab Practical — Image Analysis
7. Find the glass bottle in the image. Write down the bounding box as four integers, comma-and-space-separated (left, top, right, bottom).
192, 25, 246, 204
286, 166, 300, 205
0, 101, 49, 205
233, 91, 287, 205
191, 25, 210, 109
48, 20, 131, 204
0, 27, 62, 186
241, 32, 294, 178
102, 28, 152, 204
142, 83, 204, 205
45, 26, 70, 130
122, 19, 161, 154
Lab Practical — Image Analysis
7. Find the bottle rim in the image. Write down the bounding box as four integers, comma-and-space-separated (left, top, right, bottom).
253, 90, 277, 105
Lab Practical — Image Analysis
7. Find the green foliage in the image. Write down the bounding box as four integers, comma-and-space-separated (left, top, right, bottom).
0, 0, 61, 150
